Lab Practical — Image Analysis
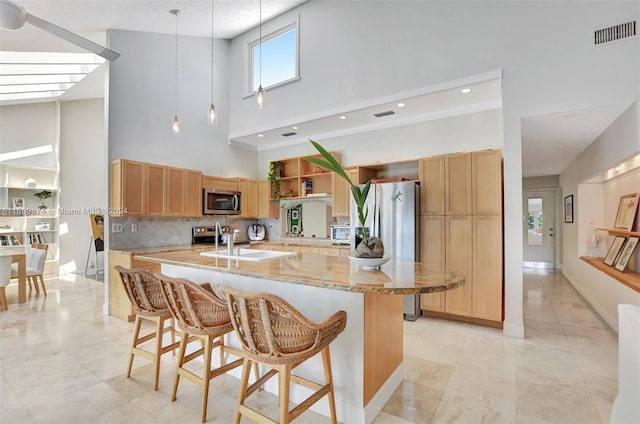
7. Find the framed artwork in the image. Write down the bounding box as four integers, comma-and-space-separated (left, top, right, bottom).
614, 236, 639, 272
564, 195, 573, 223
90, 214, 104, 252
614, 193, 639, 231
603, 236, 626, 266
12, 197, 25, 209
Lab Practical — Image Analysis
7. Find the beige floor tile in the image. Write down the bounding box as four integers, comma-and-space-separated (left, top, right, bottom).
516, 381, 602, 423
382, 379, 443, 423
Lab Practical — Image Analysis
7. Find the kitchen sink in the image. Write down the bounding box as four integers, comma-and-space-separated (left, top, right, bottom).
200, 248, 297, 262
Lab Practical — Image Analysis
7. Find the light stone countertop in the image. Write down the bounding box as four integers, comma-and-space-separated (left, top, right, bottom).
131, 247, 464, 295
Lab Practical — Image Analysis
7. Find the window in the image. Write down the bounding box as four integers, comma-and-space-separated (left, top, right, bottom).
247, 19, 299, 94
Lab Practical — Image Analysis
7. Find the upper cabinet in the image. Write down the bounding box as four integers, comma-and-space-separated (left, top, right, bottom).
202, 175, 238, 191
111, 159, 201, 217
472, 150, 503, 215
332, 168, 357, 218
419, 155, 445, 215
445, 152, 473, 215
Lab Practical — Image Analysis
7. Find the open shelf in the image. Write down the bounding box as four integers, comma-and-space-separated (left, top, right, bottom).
597, 228, 640, 238
580, 256, 640, 293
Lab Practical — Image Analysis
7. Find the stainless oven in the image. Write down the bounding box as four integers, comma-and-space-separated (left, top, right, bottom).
203, 188, 241, 215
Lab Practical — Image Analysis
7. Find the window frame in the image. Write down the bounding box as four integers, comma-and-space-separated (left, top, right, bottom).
244, 15, 300, 98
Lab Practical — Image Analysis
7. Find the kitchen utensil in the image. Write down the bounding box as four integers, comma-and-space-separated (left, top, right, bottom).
248, 223, 265, 241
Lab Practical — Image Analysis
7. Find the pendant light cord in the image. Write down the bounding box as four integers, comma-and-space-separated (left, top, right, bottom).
174, 10, 178, 117
211, 0, 218, 104
259, 0, 262, 87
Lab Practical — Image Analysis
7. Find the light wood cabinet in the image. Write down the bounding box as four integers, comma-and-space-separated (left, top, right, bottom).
166, 167, 186, 216
445, 152, 472, 215
185, 170, 202, 217
145, 164, 167, 216
419, 149, 503, 325
257, 180, 279, 218
111, 159, 145, 216
419, 216, 446, 312
445, 215, 473, 316
473, 214, 503, 321
270, 153, 341, 200
472, 150, 503, 215
419, 155, 445, 215
202, 175, 238, 191
237, 178, 256, 219
332, 168, 357, 218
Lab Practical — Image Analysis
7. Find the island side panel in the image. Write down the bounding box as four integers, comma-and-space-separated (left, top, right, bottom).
364, 293, 403, 405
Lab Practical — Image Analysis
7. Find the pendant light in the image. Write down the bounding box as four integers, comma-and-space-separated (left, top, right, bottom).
256, 0, 264, 110
207, 0, 217, 126
170, 9, 180, 135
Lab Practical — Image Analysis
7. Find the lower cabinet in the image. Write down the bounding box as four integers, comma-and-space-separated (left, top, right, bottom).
420, 214, 503, 325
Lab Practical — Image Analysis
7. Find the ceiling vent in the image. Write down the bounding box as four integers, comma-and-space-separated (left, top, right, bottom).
281, 131, 297, 137
373, 110, 395, 118
594, 20, 636, 45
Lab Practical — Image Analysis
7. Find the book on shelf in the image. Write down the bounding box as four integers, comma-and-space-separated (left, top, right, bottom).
0, 234, 21, 246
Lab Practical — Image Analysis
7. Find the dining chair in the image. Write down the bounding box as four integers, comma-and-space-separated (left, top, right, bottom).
11, 245, 48, 296
0, 256, 12, 311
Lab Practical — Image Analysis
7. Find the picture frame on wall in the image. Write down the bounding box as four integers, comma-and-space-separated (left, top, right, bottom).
603, 236, 626, 266
564, 194, 573, 223
614, 193, 640, 231
614, 236, 639, 272
12, 198, 24, 209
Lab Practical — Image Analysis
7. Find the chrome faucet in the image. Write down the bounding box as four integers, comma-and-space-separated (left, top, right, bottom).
214, 222, 222, 253
227, 229, 239, 255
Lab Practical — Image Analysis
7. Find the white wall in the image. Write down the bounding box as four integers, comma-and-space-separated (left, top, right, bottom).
108, 30, 257, 178
561, 103, 640, 332
59, 98, 106, 275
0, 103, 57, 169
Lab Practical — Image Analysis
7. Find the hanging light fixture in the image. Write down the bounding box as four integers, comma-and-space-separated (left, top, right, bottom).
256, 0, 264, 110
207, 0, 217, 126
170, 9, 180, 135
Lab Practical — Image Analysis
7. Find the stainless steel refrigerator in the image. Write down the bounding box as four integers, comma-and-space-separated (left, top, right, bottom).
350, 180, 421, 320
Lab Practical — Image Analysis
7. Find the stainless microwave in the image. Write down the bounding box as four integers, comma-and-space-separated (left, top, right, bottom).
331, 225, 351, 245
203, 188, 241, 215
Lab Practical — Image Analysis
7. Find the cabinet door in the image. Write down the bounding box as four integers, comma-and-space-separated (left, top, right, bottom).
166, 167, 186, 216
237, 179, 249, 218
445, 215, 472, 316
118, 159, 145, 216
473, 150, 502, 215
185, 170, 202, 217
257, 180, 278, 218
419, 156, 445, 215
332, 172, 351, 217
247, 180, 258, 218
420, 216, 445, 312
473, 214, 503, 321
202, 175, 238, 191
145, 164, 166, 216
445, 153, 472, 215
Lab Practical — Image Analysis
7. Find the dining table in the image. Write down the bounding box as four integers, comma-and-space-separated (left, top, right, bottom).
0, 246, 27, 303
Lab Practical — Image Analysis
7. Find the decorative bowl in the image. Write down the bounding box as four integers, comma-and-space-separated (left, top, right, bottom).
348, 256, 391, 271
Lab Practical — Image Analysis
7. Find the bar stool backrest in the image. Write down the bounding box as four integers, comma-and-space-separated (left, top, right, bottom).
156, 274, 232, 337
114, 266, 168, 318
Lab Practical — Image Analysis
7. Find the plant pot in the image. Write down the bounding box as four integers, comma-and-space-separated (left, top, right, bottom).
355, 236, 384, 258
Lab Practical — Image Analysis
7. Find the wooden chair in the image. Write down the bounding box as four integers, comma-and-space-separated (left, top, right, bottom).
218, 285, 347, 424
156, 274, 250, 423
11, 244, 48, 295
114, 266, 181, 390
0, 256, 11, 311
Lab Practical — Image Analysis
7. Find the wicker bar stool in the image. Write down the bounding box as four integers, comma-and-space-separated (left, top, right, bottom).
218, 285, 347, 424
114, 266, 181, 390
156, 274, 253, 423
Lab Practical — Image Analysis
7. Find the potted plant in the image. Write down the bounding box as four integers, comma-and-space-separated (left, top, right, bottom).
34, 190, 52, 210
304, 140, 384, 258
266, 161, 292, 200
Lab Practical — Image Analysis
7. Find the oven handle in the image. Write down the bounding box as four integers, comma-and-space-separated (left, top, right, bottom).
232, 194, 239, 211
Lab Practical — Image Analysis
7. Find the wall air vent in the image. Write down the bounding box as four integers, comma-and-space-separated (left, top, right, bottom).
594, 21, 636, 45
281, 132, 297, 137
373, 110, 395, 118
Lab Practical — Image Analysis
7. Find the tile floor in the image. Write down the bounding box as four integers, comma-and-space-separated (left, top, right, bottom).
0, 268, 618, 423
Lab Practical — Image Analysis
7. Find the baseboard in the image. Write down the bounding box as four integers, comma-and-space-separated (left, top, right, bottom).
561, 269, 618, 333
503, 322, 525, 338
421, 310, 503, 329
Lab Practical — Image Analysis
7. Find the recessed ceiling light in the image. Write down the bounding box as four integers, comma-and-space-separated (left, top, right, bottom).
461, 88, 472, 94
292, 126, 298, 130
397, 102, 406, 108
339, 115, 347, 120
258, 134, 264, 138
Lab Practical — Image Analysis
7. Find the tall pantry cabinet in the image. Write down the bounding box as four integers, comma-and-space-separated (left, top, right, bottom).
419, 149, 503, 326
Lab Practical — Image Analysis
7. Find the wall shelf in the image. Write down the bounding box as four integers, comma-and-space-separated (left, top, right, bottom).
580, 256, 640, 293
597, 228, 640, 238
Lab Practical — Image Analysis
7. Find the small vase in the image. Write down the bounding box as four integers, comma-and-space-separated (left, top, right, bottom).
355, 236, 384, 258
38, 201, 47, 210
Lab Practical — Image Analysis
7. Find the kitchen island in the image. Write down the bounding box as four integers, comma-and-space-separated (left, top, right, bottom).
132, 247, 463, 424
